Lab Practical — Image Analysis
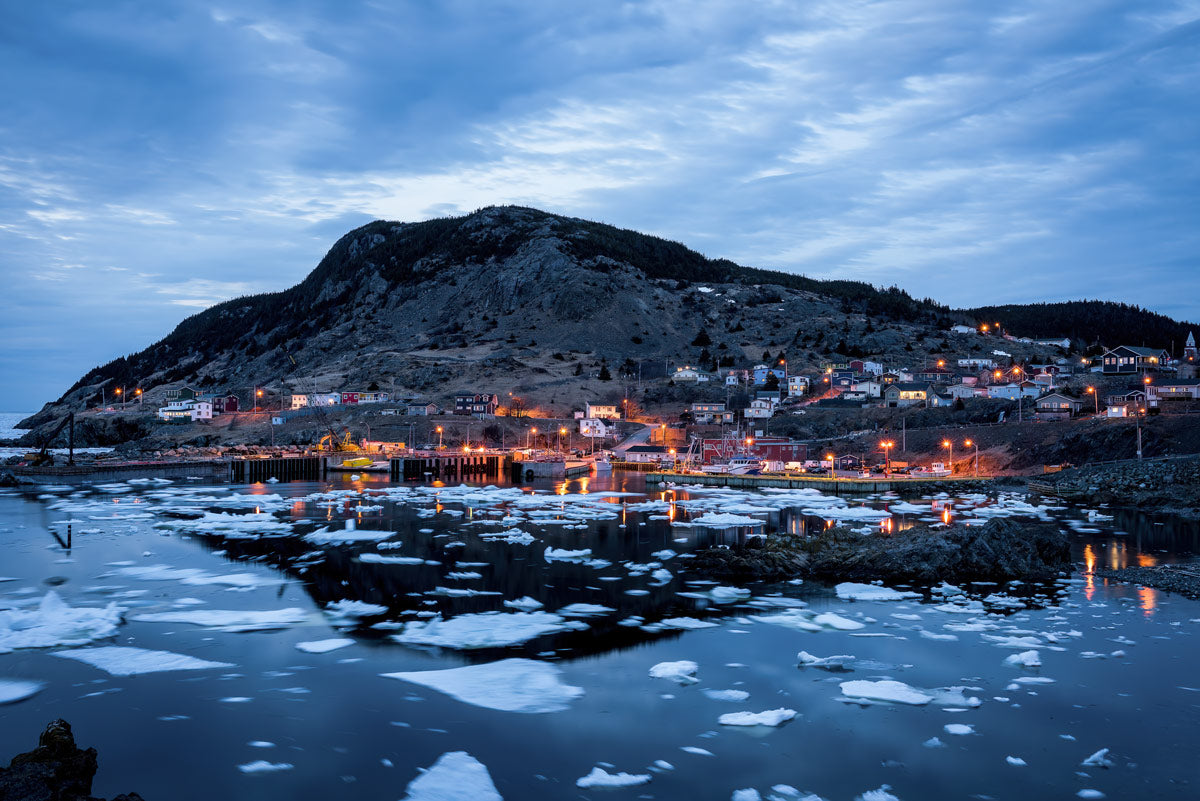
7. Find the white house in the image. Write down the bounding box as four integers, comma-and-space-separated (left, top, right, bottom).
745, 398, 776, 419
852, 379, 883, 398
988, 381, 1041, 400
673, 366, 710, 382
290, 394, 309, 410
157, 400, 212, 422
958, 358, 996, 369
1034, 338, 1072, 349
725, 372, 740, 386
786, 375, 810, 397
946, 383, 983, 400
579, 418, 611, 438
949, 325, 976, 334
585, 402, 620, 420
293, 393, 340, 409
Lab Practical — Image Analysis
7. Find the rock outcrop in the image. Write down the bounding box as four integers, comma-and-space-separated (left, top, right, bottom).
0, 720, 145, 801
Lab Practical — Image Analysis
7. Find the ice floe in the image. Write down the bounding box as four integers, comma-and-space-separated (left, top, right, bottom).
392, 611, 587, 649
835, 583, 920, 602
53, 646, 234, 676
0, 679, 44, 705
238, 760, 294, 774
703, 689, 750, 702
649, 660, 699, 684
383, 658, 582, 713
401, 751, 502, 800
797, 651, 855, 671
718, 708, 797, 727
131, 608, 308, 632
839, 680, 932, 705
576, 766, 652, 788
0, 591, 123, 652
295, 638, 355, 654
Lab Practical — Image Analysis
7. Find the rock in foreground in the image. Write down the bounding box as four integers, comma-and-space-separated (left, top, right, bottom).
0, 719, 144, 801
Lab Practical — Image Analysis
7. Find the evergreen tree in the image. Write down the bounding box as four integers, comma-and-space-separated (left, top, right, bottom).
598, 362, 612, 381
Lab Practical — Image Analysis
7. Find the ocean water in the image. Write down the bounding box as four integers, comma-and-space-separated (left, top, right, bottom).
0, 411, 32, 442
0, 474, 1197, 800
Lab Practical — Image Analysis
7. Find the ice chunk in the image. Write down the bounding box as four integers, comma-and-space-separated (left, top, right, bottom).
237, 761, 293, 773
325, 600, 387, 623
657, 617, 719, 630
544, 546, 591, 561
401, 751, 502, 800
295, 638, 355, 654
359, 554, 428, 565
131, 608, 308, 632
1004, 650, 1041, 668
393, 611, 587, 649
382, 658, 582, 713
703, 689, 750, 702
1076, 791, 1105, 799
943, 723, 974, 736
840, 680, 932, 706
797, 651, 855, 671
1006, 756, 1027, 766
0, 591, 124, 651
835, 583, 919, 601
53, 646, 234, 676
1081, 748, 1113, 768
682, 746, 715, 756
718, 708, 797, 727
685, 513, 765, 528
649, 661, 699, 684
503, 596, 543, 611
556, 603, 614, 618
732, 791, 761, 801
923, 737, 945, 749
812, 613, 865, 631
304, 526, 396, 544
115, 565, 281, 590
576, 766, 652, 788
0, 679, 44, 705
856, 787, 899, 801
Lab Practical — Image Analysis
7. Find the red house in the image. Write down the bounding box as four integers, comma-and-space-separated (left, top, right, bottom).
700, 436, 807, 464
341, 392, 359, 405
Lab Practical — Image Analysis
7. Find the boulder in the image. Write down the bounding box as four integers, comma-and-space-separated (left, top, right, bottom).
0, 719, 145, 801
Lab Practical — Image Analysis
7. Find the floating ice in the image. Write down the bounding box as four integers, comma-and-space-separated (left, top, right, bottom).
0, 591, 123, 652
237, 761, 294, 774
576, 767, 652, 788
812, 613, 865, 631
943, 723, 974, 736
857, 787, 899, 801
836, 583, 919, 602
325, 600, 387, 623
115, 565, 281, 590
304, 525, 396, 544
649, 660, 699, 684
684, 513, 765, 528
383, 658, 583, 713
393, 611, 587, 649
544, 546, 592, 561
719, 708, 796, 727
1006, 756, 1027, 766
53, 646, 234, 676
1081, 748, 1113, 768
840, 680, 932, 705
1076, 791, 1105, 799
1004, 650, 1042, 668
704, 689, 750, 702
682, 746, 715, 756
295, 638, 355, 654
359, 554, 428, 565
655, 617, 719, 630
797, 651, 855, 671
132, 608, 308, 632
556, 603, 614, 618
503, 597, 543, 611
401, 751, 502, 800
0, 679, 44, 705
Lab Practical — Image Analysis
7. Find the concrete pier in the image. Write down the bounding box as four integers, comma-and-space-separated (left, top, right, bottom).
391, 454, 505, 481
515, 460, 590, 479
645, 471, 990, 494
13, 460, 227, 484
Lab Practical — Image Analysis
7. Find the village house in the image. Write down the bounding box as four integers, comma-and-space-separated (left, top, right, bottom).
454, 393, 500, 416
987, 381, 1041, 400
690, 402, 733, 424
946, 383, 985, 400
958, 358, 995, 369
1102, 345, 1168, 375
584, 402, 621, 420
751, 364, 786, 385
357, 391, 389, 404
745, 397, 776, 419
1033, 337, 1072, 349
1034, 392, 1084, 421
1146, 377, 1200, 409
699, 436, 807, 464
622, 444, 671, 464
195, 393, 239, 414
848, 360, 884, 375
786, 375, 809, 396
157, 399, 212, 422
725, 371, 740, 386
164, 386, 199, 401
1185, 331, 1197, 364
949, 324, 976, 334
852, 378, 883, 398
914, 365, 955, 384
579, 418, 612, 438
673, 366, 711, 383
407, 402, 440, 416
883, 383, 931, 408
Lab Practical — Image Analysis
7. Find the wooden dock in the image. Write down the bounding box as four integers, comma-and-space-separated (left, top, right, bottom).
391, 454, 505, 481
230, 456, 323, 483
14, 459, 226, 484
646, 471, 990, 494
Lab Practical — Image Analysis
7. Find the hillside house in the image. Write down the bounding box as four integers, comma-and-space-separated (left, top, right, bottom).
165, 386, 199, 401
1185, 331, 1197, 364
673, 366, 711, 382
786, 375, 810, 397
853, 379, 883, 398
1147, 378, 1200, 409
725, 371, 740, 386
949, 325, 976, 334
690, 402, 733, 424
1102, 345, 1168, 375
196, 393, 238, 414
157, 399, 212, 422
988, 381, 1041, 400
958, 358, 996, 369
751, 365, 786, 385
358, 391, 390, 403
883, 383, 931, 408
928, 392, 956, 408
579, 418, 612, 438
341, 392, 360, 405
1033, 338, 1072, 348
454, 393, 500, 416
1035, 392, 1084, 421
745, 398, 776, 419
407, 402, 440, 416
946, 383, 984, 400
585, 402, 620, 420
914, 366, 955, 383
623, 444, 670, 464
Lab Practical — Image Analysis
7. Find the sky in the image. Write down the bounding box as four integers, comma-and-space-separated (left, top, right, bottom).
2, 0, 1198, 409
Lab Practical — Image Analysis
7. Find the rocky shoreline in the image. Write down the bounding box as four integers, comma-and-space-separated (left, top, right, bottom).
0, 720, 144, 801
683, 518, 1072, 585
1096, 563, 1200, 600
1033, 455, 1200, 519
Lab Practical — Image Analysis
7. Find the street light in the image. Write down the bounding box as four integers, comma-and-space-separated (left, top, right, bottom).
559, 426, 567, 452
669, 447, 676, 471
135, 388, 143, 405
825, 452, 836, 483
964, 439, 979, 477
254, 387, 262, 413
1086, 386, 1098, 416
942, 439, 953, 475
436, 426, 443, 450
115, 387, 123, 410
879, 440, 894, 475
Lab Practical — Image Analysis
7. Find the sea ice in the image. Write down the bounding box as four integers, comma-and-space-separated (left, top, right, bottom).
943, 723, 974, 735
812, 613, 865, 631
401, 752, 502, 801
0, 591, 123, 651
383, 658, 583, 713
359, 554, 428, 565
1006, 756, 1027, 766
556, 603, 614, 618
503, 596, 543, 611
237, 761, 293, 773
797, 651, 855, 671
576, 767, 652, 788
857, 787, 899, 801
685, 513, 765, 528
0, 679, 44, 705
53, 646, 234, 676
131, 608, 308, 632
718, 708, 797, 726
325, 600, 388, 622
1004, 650, 1042, 668
393, 611, 587, 649
839, 680, 932, 705
648, 660, 699, 684
682, 746, 715, 756
1081, 748, 1113, 768
835, 583, 919, 601
303, 525, 396, 544
544, 546, 591, 561
295, 638, 355, 654
703, 689, 750, 702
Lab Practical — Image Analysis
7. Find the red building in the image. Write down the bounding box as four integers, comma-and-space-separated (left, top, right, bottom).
341, 392, 359, 405
700, 436, 807, 464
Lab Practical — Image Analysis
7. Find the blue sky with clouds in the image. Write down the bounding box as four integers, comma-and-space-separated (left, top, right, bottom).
2, 0, 1198, 409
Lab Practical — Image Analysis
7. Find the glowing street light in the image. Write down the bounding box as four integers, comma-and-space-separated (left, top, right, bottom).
669, 447, 677, 471
559, 426, 567, 452
879, 440, 894, 475
1085, 386, 1099, 415
942, 439, 953, 475
964, 439, 979, 477
436, 426, 443, 450
134, 388, 143, 405
115, 387, 123, 410
825, 452, 837, 484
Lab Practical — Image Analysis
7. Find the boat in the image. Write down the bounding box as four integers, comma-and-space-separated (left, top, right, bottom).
701, 455, 763, 475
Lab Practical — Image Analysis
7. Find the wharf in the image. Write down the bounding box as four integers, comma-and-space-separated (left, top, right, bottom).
515, 459, 591, 479
646, 470, 990, 494
12, 459, 226, 484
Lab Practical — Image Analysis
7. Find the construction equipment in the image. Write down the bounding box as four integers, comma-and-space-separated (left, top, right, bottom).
23, 413, 75, 467
317, 429, 361, 454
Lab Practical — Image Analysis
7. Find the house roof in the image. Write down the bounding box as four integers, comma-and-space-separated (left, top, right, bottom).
625, 445, 668, 454
1106, 345, 1165, 357
1035, 392, 1081, 403
888, 382, 930, 392
1155, 378, 1200, 387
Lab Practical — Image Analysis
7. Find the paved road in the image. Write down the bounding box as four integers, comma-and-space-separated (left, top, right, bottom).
612, 423, 652, 455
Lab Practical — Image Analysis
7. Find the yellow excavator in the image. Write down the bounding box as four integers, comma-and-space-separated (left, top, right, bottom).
316, 429, 361, 454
